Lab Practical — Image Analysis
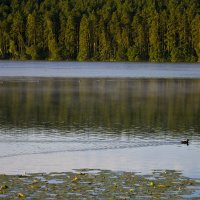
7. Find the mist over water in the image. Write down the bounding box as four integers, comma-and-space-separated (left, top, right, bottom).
0, 61, 200, 78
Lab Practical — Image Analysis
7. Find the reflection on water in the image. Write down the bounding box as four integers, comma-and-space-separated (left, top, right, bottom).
0, 78, 200, 176
0, 78, 200, 131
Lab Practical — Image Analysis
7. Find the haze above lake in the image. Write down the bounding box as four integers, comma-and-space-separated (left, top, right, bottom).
0, 61, 200, 78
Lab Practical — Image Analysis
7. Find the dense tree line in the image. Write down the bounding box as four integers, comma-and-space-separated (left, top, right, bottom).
0, 0, 199, 62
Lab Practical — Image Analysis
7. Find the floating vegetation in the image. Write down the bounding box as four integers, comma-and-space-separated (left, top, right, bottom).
0, 169, 200, 199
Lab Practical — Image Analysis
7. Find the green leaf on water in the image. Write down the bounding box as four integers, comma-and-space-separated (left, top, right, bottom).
150, 181, 155, 187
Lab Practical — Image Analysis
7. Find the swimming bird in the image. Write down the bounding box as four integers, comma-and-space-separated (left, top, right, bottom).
181, 139, 189, 145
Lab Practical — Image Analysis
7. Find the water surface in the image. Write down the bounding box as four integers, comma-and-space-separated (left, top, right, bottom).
0, 76, 200, 177
0, 61, 200, 78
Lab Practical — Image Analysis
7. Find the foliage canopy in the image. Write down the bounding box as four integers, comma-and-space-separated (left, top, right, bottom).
0, 0, 199, 61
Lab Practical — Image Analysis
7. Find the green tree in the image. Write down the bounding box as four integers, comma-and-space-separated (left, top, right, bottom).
98, 19, 110, 61
130, 14, 146, 61
166, 8, 179, 62
0, 20, 9, 58
26, 12, 39, 59
89, 12, 99, 60
77, 15, 90, 61
45, 16, 60, 60
191, 15, 200, 62
149, 12, 161, 62
64, 15, 78, 59
10, 12, 26, 59
109, 11, 121, 60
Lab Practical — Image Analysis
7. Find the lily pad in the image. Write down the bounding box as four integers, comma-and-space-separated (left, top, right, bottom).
0, 170, 199, 199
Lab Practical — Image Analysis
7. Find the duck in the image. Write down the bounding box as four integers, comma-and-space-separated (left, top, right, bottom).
181, 139, 189, 145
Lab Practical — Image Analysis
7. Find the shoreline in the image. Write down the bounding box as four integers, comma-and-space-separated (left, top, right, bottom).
0, 169, 200, 199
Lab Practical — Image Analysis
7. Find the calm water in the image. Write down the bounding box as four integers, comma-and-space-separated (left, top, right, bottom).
0, 61, 200, 78
0, 62, 200, 178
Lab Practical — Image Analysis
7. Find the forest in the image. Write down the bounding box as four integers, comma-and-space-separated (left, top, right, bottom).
0, 0, 199, 62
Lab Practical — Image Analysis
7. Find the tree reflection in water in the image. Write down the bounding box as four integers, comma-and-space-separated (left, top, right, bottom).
0, 78, 199, 135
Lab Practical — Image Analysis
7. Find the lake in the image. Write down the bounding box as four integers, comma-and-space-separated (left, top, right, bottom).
0, 61, 200, 178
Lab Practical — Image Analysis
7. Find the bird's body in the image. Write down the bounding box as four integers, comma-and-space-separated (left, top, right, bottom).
181, 139, 189, 145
